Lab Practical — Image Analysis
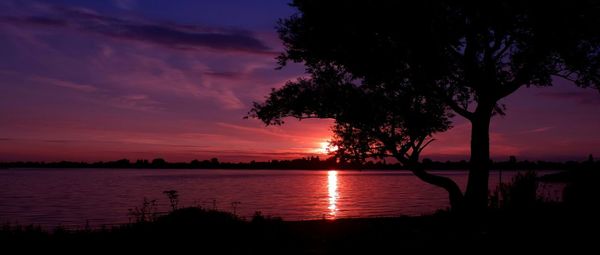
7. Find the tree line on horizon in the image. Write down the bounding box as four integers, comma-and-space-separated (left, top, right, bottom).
1, 155, 597, 170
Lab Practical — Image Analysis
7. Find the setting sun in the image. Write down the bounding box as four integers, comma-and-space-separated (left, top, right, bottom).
315, 141, 338, 154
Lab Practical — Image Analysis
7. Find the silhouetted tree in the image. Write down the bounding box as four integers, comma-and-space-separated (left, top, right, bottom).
210, 158, 220, 167
190, 159, 201, 168
250, 0, 600, 211
509, 156, 517, 165
135, 159, 150, 168
249, 51, 462, 208
114, 159, 130, 168
152, 158, 166, 168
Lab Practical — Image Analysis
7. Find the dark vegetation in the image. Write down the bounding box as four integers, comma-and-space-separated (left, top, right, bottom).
1, 173, 598, 253
4, 207, 597, 253
1, 155, 598, 170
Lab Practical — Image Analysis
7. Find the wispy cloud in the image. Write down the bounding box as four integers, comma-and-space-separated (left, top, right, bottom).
538, 91, 600, 105
521, 126, 554, 134
108, 94, 164, 112
42, 139, 71, 143
216, 122, 303, 139
0, 4, 274, 54
7, 137, 209, 148
212, 89, 245, 109
93, 51, 248, 110
112, 0, 137, 10
31, 76, 98, 93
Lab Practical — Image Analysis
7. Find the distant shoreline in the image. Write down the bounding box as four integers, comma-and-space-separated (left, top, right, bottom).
1, 156, 597, 171
0, 167, 564, 172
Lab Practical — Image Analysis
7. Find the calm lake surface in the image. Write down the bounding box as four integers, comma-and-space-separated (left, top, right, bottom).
0, 169, 561, 228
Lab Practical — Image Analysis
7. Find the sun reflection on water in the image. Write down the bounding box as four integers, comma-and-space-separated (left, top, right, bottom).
328, 170, 339, 218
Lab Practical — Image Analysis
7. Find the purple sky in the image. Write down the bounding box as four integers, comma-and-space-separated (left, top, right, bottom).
0, 0, 599, 162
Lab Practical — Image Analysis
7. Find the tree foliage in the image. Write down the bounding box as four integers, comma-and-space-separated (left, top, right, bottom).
250, 66, 452, 164
277, 1, 600, 112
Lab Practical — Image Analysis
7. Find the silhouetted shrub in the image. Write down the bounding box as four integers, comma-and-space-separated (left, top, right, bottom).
562, 169, 600, 211
128, 198, 158, 223
155, 207, 242, 227
250, 211, 283, 226
252, 211, 266, 223
489, 171, 539, 210
163, 190, 179, 211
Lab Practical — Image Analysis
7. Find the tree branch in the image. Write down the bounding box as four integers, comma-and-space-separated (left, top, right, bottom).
493, 36, 514, 62
444, 96, 474, 120
496, 82, 523, 100
553, 72, 578, 83
496, 59, 532, 100
417, 138, 436, 155
383, 136, 465, 211
408, 162, 464, 210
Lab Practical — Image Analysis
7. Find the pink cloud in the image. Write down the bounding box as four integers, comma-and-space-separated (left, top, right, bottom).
521, 127, 554, 134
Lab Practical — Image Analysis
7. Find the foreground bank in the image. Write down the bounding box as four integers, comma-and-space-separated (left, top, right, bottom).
1, 204, 598, 254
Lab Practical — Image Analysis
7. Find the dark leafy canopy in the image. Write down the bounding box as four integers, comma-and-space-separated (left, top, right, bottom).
250, 66, 451, 163
253, 0, 600, 164
276, 0, 600, 120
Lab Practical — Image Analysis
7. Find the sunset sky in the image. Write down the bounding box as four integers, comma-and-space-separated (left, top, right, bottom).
1, 0, 599, 162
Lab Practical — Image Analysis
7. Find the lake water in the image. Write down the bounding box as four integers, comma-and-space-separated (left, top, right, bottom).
0, 169, 561, 228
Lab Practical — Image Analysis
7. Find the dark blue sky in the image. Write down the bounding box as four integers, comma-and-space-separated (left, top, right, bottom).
0, 0, 599, 162
45, 0, 295, 30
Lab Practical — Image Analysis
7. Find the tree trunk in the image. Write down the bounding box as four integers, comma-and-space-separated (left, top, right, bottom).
407, 160, 464, 211
464, 107, 492, 212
